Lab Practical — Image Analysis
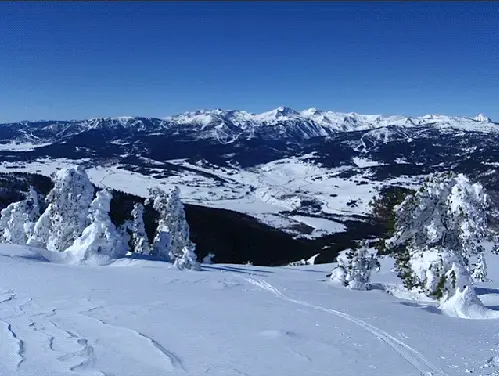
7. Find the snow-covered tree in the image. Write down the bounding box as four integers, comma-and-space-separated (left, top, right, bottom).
130, 203, 150, 255
174, 244, 200, 271
147, 186, 200, 270
64, 189, 127, 261
329, 242, 379, 290
0, 186, 42, 244
472, 253, 487, 282
202, 252, 215, 264
118, 219, 133, 254
146, 187, 172, 260
385, 172, 488, 300
288, 259, 308, 266
491, 241, 499, 255
28, 166, 94, 252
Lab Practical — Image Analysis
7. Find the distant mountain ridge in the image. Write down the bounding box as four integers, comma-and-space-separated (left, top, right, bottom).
1, 107, 496, 146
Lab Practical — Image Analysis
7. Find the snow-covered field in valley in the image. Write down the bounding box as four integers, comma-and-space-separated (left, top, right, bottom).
1, 244, 499, 376
0, 156, 424, 237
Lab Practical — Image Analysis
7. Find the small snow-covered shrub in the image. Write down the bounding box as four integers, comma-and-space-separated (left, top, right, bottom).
174, 246, 201, 271
202, 253, 215, 264
471, 253, 488, 282
330, 243, 379, 291
288, 259, 308, 266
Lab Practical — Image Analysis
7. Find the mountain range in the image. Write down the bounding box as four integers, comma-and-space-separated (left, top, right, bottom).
3, 107, 495, 146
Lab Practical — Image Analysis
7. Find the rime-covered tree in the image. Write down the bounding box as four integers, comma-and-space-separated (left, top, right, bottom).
472, 253, 487, 282
65, 189, 127, 261
491, 241, 499, 256
147, 186, 200, 269
166, 187, 200, 270
146, 187, 172, 260
329, 242, 379, 290
0, 187, 42, 244
368, 186, 414, 255
385, 172, 488, 301
28, 166, 94, 252
117, 219, 133, 254
131, 203, 150, 255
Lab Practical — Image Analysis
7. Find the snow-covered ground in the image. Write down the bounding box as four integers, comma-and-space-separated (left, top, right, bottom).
290, 215, 346, 238
1, 244, 499, 376
0, 156, 424, 237
0, 142, 52, 151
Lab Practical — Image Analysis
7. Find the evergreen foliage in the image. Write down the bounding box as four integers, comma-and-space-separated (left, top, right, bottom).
386, 172, 489, 300
330, 241, 379, 290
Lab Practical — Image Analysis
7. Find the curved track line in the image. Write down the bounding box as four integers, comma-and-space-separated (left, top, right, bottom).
244, 278, 450, 376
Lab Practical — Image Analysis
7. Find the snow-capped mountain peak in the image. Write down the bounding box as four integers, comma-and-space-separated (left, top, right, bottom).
474, 113, 491, 122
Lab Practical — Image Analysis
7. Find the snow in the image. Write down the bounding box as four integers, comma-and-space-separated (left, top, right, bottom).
290, 215, 346, 237
439, 286, 499, 320
0, 156, 426, 238
474, 114, 491, 123
2, 244, 499, 375
352, 157, 385, 168
0, 142, 51, 151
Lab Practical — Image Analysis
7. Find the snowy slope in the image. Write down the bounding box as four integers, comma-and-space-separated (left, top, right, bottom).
1, 243, 499, 376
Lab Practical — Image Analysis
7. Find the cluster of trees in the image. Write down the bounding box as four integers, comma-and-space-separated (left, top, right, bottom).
332, 172, 491, 305
0, 166, 200, 270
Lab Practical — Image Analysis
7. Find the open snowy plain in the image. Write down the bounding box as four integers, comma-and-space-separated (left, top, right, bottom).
1, 244, 499, 376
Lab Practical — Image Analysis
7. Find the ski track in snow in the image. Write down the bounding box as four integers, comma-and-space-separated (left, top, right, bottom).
243, 277, 450, 376
0, 319, 25, 370
74, 309, 186, 372
0, 291, 184, 375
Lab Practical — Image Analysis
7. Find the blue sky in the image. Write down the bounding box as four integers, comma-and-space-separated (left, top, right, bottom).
0, 2, 497, 122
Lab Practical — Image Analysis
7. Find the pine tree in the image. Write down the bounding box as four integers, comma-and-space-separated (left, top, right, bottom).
28, 166, 94, 252
64, 189, 127, 261
130, 203, 150, 255
385, 172, 488, 301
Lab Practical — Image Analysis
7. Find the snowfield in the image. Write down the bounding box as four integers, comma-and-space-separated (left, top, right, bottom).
1, 244, 499, 376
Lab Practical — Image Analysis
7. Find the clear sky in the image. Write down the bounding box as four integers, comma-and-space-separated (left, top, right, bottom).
0, 2, 497, 123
